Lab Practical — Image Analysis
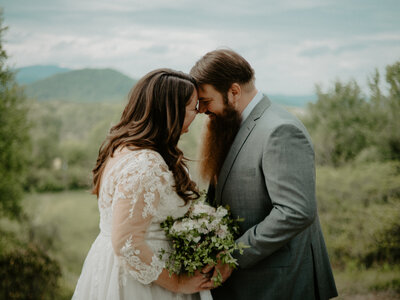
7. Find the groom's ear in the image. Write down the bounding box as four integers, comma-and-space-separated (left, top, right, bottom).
228, 83, 241, 108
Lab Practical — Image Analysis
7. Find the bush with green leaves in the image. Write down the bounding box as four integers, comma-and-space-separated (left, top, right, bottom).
0, 244, 62, 300
364, 208, 400, 266
316, 161, 400, 268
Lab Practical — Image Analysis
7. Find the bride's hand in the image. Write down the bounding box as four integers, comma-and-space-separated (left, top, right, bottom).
177, 270, 211, 294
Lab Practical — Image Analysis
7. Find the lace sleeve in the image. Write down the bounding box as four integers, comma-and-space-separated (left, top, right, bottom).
111, 154, 169, 285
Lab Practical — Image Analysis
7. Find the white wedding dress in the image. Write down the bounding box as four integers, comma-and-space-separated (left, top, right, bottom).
72, 149, 209, 300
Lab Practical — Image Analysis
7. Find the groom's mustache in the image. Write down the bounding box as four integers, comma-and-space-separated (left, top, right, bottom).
204, 111, 223, 119
204, 111, 217, 120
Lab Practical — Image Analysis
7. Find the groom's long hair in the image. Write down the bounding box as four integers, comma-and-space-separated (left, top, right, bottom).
92, 68, 199, 204
190, 48, 254, 184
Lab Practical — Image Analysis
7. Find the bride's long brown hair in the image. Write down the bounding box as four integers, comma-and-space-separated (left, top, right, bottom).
92, 68, 199, 203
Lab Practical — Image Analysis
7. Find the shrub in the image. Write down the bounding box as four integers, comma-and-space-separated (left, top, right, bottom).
316, 161, 400, 268
0, 244, 62, 300
25, 168, 66, 192
364, 209, 400, 266
66, 165, 91, 190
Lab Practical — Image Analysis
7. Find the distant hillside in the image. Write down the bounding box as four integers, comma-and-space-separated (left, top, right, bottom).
16, 65, 71, 84
21, 66, 314, 106
269, 94, 316, 107
25, 68, 137, 102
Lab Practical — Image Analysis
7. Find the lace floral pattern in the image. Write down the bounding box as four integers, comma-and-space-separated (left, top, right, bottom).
119, 236, 165, 285
95, 149, 190, 286
143, 190, 158, 218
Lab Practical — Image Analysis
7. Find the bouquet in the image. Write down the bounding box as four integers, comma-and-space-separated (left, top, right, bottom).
159, 194, 247, 286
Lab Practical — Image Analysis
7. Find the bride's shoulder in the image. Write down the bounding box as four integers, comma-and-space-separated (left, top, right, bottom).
137, 148, 164, 160
131, 148, 165, 164
122, 148, 168, 172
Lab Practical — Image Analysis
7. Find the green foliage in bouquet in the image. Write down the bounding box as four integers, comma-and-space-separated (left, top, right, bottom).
160, 195, 247, 286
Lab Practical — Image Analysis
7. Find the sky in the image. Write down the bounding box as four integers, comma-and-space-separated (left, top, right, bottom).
2, 0, 400, 95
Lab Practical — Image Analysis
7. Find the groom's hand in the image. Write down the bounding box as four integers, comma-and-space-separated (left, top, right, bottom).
201, 264, 214, 279
200, 261, 233, 289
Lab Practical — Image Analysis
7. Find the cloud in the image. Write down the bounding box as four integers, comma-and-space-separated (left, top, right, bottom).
3, 0, 400, 95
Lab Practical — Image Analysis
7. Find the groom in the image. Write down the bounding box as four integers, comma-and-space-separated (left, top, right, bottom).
191, 49, 338, 299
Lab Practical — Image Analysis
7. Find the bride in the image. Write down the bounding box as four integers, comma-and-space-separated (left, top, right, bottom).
72, 69, 213, 299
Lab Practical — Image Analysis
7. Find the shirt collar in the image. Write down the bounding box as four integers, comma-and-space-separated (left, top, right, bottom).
241, 91, 263, 125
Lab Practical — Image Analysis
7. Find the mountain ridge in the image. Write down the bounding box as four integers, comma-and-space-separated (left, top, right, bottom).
20, 65, 315, 106
24, 68, 137, 103
16, 65, 72, 84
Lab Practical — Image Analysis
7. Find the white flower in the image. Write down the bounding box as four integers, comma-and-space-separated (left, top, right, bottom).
191, 201, 216, 217
216, 225, 229, 239
186, 234, 201, 243
192, 236, 201, 243
170, 221, 186, 234
209, 219, 221, 231
171, 218, 210, 234
194, 218, 211, 234
216, 206, 228, 219
182, 219, 195, 231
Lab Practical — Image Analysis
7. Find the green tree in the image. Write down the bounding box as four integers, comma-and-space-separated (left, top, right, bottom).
0, 11, 63, 299
304, 80, 370, 166
304, 60, 400, 166
0, 12, 31, 219
368, 62, 400, 160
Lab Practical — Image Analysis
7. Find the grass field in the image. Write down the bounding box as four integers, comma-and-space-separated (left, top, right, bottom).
11, 190, 398, 299
21, 191, 99, 298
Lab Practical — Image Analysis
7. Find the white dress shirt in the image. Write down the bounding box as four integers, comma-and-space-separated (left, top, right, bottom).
241, 91, 264, 126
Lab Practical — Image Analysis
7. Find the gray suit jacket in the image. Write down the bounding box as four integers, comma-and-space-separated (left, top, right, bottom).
210, 96, 338, 300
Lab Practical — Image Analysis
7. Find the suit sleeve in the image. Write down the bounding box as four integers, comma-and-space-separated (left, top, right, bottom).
234, 124, 317, 268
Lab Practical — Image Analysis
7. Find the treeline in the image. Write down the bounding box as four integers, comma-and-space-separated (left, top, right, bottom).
304, 62, 400, 166
302, 61, 400, 293
23, 99, 205, 193
25, 100, 123, 192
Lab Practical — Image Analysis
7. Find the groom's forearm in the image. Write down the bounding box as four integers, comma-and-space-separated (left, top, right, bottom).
233, 203, 315, 268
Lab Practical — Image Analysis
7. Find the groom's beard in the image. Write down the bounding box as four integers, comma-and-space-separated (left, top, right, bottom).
199, 103, 242, 185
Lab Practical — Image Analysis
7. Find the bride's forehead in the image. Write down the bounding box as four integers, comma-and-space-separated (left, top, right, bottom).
189, 90, 198, 102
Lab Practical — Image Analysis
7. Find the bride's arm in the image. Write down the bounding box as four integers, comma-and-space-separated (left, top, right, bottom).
155, 269, 209, 294
111, 155, 208, 293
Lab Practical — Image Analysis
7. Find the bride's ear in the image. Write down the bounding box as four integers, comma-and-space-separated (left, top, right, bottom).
228, 83, 241, 108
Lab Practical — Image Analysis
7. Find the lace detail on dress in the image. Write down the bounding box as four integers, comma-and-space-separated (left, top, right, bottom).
119, 236, 165, 285
109, 149, 184, 286
142, 189, 158, 218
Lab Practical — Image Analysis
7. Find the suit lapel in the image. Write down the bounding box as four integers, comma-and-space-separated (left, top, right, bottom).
215, 96, 271, 205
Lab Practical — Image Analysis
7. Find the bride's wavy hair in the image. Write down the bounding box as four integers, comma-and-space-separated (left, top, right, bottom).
92, 68, 199, 203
